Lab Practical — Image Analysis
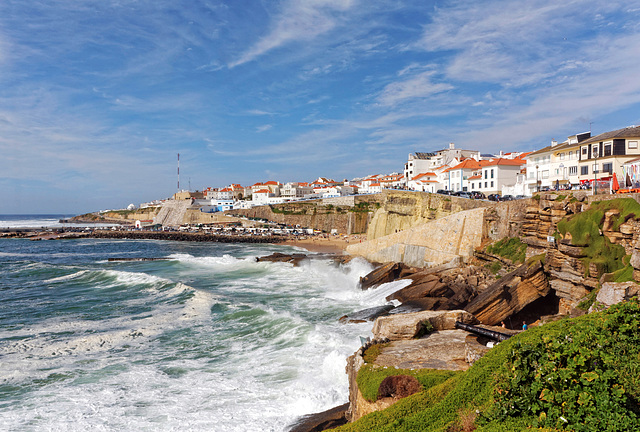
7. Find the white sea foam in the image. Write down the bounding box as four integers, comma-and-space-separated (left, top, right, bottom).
0, 242, 386, 431
0, 282, 218, 384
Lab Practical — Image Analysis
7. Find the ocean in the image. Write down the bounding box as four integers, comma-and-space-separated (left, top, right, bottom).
0, 216, 405, 431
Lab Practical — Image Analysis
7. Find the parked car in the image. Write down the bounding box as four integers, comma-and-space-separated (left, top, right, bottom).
487, 194, 501, 201
454, 191, 472, 199
501, 195, 515, 201
436, 189, 452, 195
470, 191, 486, 200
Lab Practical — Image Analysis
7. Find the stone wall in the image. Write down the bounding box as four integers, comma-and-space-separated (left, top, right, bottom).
346, 208, 487, 267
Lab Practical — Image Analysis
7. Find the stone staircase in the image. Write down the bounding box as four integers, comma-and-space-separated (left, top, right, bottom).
154, 200, 191, 226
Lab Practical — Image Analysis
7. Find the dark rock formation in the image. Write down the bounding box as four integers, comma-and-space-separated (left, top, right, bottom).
287, 403, 349, 432
377, 375, 421, 399
358, 262, 407, 290
465, 260, 550, 325
339, 305, 395, 323
256, 252, 308, 266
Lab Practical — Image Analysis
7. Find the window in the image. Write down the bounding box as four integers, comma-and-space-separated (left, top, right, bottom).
491, 181, 494, 188
471, 183, 474, 189
569, 166, 577, 176
592, 145, 599, 157
604, 143, 612, 156
581, 166, 589, 175
484, 170, 487, 179
603, 163, 612, 174
630, 141, 638, 149
582, 147, 587, 155
491, 169, 494, 179
541, 170, 549, 179
592, 163, 599, 173
484, 182, 487, 188
560, 153, 565, 160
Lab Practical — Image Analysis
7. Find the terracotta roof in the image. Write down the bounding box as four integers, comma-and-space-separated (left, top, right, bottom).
264, 181, 279, 185
411, 172, 436, 180
483, 158, 526, 167
468, 175, 482, 180
580, 126, 640, 145
255, 189, 271, 194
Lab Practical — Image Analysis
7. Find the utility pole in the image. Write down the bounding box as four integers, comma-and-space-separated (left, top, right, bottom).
177, 153, 180, 191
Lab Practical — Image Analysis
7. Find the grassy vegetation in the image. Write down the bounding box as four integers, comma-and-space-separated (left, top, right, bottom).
486, 261, 502, 275
486, 237, 527, 264
337, 300, 640, 432
557, 198, 640, 277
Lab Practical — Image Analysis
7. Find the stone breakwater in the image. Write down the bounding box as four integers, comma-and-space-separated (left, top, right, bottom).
89, 230, 288, 244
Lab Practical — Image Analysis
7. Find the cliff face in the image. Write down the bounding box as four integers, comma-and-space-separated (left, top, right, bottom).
366, 191, 530, 241
228, 196, 381, 234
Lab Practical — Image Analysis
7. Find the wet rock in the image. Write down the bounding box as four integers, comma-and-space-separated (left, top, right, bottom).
358, 262, 406, 290
339, 305, 395, 324
256, 252, 308, 266
287, 403, 349, 432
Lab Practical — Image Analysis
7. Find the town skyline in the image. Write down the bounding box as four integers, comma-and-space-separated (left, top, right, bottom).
1, 0, 640, 214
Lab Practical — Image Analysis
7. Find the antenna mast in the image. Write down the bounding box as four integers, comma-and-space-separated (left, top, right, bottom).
177, 153, 180, 191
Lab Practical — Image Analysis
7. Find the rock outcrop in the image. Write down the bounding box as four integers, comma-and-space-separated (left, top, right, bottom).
371, 310, 478, 341
464, 260, 550, 325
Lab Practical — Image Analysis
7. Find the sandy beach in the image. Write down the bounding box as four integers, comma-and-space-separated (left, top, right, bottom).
281, 234, 365, 254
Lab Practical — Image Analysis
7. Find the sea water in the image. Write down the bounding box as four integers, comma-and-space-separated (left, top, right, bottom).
0, 233, 408, 431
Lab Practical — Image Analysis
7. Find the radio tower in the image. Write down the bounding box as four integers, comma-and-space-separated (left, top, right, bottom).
177, 153, 180, 191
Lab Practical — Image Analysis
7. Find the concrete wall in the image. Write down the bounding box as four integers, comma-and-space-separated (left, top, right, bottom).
346, 208, 486, 267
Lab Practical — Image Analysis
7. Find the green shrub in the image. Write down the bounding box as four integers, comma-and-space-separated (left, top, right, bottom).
556, 198, 640, 277
338, 300, 640, 432
486, 261, 502, 274
490, 300, 640, 431
486, 237, 527, 264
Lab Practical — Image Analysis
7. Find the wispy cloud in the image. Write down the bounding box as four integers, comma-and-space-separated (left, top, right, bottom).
377, 70, 454, 106
256, 124, 273, 133
229, 0, 357, 67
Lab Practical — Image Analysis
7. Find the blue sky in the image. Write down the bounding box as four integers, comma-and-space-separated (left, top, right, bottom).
2, 0, 640, 214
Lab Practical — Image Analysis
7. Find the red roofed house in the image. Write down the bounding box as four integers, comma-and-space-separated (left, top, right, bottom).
445, 159, 482, 192
476, 158, 527, 195
407, 172, 439, 192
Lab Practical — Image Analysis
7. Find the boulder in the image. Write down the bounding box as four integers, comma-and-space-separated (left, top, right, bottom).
256, 252, 308, 266
358, 262, 405, 290
385, 277, 451, 303
371, 310, 478, 341
589, 282, 640, 312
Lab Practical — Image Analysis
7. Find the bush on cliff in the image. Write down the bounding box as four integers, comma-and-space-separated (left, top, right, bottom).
485, 237, 527, 264
338, 299, 640, 432
556, 198, 640, 277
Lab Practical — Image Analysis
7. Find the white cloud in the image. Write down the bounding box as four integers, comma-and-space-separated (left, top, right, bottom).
229, 0, 357, 67
378, 70, 453, 106
256, 124, 273, 133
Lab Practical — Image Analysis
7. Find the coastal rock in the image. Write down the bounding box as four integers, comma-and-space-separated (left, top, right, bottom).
358, 262, 406, 290
464, 260, 550, 325
371, 310, 478, 341
256, 252, 308, 266
589, 282, 640, 312
339, 305, 395, 323
287, 403, 349, 432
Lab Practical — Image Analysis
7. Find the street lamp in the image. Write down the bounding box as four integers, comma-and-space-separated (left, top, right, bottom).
536, 164, 540, 192
593, 146, 598, 195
